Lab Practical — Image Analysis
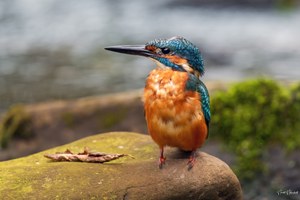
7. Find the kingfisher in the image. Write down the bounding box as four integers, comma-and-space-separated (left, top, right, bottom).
105, 36, 210, 169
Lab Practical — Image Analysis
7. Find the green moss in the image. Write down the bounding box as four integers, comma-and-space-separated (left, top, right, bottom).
282, 82, 300, 151
210, 79, 300, 179
0, 104, 33, 148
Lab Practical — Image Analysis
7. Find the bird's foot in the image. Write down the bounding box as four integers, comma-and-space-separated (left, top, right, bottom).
158, 147, 166, 169
158, 156, 166, 169
187, 151, 197, 170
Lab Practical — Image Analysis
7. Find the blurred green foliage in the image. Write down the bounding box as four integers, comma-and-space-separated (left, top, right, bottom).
0, 105, 33, 148
97, 107, 129, 129
284, 83, 300, 150
61, 112, 76, 128
277, 0, 297, 10
210, 79, 300, 179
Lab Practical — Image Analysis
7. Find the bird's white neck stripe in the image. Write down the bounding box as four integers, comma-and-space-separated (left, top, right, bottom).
151, 59, 168, 69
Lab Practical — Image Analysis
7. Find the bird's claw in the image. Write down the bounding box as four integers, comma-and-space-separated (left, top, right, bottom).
187, 157, 195, 170
158, 156, 166, 169
187, 151, 197, 170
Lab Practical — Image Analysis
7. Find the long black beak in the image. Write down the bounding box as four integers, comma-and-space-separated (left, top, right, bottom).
105, 45, 154, 57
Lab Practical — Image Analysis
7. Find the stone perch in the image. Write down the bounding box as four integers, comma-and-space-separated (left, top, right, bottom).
0, 132, 243, 200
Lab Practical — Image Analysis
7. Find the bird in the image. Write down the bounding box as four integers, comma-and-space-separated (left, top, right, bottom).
105, 36, 210, 169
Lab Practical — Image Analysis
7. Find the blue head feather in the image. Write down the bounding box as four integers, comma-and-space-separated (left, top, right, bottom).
145, 36, 205, 76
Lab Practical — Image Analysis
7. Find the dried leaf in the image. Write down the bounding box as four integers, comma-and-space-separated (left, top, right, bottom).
44, 147, 132, 163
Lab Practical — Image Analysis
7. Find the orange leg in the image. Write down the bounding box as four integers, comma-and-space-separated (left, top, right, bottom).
187, 150, 197, 170
158, 147, 166, 169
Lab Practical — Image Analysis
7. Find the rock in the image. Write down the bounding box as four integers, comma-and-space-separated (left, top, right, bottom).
0, 132, 243, 200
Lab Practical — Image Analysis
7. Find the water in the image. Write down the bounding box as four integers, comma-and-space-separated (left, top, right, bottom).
0, 0, 300, 111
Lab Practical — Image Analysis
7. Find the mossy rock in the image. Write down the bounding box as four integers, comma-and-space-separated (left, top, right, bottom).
0, 132, 242, 200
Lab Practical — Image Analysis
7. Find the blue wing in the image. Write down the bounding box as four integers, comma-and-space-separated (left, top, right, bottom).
186, 75, 211, 137
197, 81, 211, 131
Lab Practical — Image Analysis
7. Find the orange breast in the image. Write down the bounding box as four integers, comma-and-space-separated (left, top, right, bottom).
143, 68, 208, 151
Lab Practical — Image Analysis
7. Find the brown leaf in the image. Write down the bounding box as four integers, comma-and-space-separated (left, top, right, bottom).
44, 147, 132, 163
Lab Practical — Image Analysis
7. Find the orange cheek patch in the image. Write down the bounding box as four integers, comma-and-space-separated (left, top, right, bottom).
165, 55, 188, 65
165, 55, 195, 73
145, 45, 156, 51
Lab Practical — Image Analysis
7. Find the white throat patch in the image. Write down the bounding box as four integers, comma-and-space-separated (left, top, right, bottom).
150, 58, 168, 69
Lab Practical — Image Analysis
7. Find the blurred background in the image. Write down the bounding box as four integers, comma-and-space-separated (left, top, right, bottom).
1, 0, 300, 112
1, 0, 300, 199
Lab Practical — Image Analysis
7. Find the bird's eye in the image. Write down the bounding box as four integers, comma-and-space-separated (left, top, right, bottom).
161, 47, 170, 54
